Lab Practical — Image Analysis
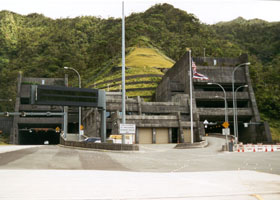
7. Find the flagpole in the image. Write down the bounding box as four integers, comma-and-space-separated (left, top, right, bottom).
189, 50, 194, 144
121, 1, 126, 144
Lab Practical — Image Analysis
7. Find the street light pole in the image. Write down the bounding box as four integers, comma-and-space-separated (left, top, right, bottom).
232, 62, 250, 143
208, 82, 228, 150
234, 84, 248, 144
121, 1, 126, 144
64, 66, 82, 141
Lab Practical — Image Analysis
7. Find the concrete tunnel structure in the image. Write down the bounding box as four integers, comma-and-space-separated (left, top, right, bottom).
8, 51, 272, 144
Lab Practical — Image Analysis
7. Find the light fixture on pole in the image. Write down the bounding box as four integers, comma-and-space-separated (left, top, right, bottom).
208, 82, 229, 150
189, 50, 194, 144
64, 66, 82, 141
234, 84, 248, 144
232, 62, 250, 143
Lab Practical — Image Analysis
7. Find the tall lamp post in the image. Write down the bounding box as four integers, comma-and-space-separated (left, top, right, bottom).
232, 62, 250, 143
121, 1, 126, 144
208, 82, 229, 150
234, 84, 248, 144
64, 66, 82, 141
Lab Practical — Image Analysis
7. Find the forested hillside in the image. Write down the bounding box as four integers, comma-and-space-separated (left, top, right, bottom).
0, 4, 279, 138
214, 17, 280, 139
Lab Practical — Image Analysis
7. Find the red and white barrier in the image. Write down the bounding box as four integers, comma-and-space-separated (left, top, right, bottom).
235, 144, 280, 152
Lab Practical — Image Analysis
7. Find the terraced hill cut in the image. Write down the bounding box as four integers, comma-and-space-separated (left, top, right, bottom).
124, 47, 174, 69
88, 46, 175, 101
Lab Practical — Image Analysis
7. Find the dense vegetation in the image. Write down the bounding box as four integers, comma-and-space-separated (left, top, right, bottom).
0, 4, 279, 138
213, 17, 280, 139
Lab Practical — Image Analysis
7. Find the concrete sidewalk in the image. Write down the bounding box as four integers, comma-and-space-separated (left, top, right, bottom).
0, 145, 39, 154
0, 170, 279, 200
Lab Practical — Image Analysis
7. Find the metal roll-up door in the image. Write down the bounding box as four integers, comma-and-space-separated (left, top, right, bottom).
183, 129, 191, 143
156, 128, 169, 144
139, 128, 152, 144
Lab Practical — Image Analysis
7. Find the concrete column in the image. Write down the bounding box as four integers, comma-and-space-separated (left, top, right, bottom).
10, 72, 22, 144
94, 108, 98, 136
177, 112, 184, 143
100, 91, 106, 143
135, 127, 139, 144
152, 128, 156, 144
137, 96, 142, 115
63, 74, 68, 140
101, 108, 106, 143
168, 128, 172, 143
63, 106, 68, 139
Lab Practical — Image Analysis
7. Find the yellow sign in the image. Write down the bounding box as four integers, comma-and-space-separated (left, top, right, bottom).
55, 127, 60, 133
222, 122, 229, 128
80, 125, 84, 130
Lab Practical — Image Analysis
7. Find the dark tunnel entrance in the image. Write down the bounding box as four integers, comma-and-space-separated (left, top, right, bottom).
202, 115, 253, 143
204, 121, 232, 135
18, 124, 61, 145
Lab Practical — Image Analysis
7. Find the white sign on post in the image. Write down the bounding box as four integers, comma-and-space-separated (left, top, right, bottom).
222, 128, 230, 136
120, 124, 136, 134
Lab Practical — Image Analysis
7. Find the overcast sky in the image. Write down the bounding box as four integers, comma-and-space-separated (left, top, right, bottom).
0, 0, 279, 24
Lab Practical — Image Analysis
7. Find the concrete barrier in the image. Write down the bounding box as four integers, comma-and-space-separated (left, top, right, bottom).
174, 140, 208, 149
60, 137, 139, 151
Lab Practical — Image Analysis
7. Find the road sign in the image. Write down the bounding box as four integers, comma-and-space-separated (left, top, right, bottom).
222, 121, 229, 128
120, 124, 136, 134
30, 85, 99, 107
223, 128, 230, 135
55, 127, 60, 133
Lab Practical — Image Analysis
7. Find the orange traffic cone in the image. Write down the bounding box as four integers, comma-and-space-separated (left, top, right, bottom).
271, 146, 274, 152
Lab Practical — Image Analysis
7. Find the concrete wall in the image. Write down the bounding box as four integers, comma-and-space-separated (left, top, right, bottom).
83, 108, 100, 138
0, 117, 13, 134
10, 73, 67, 144
22, 77, 65, 86
194, 66, 246, 84
193, 54, 248, 67
156, 52, 190, 102
154, 51, 270, 143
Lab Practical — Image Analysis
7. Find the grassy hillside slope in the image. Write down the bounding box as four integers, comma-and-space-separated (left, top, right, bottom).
88, 39, 174, 101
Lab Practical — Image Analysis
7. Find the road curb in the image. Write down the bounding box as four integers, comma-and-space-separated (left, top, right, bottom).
57, 144, 138, 154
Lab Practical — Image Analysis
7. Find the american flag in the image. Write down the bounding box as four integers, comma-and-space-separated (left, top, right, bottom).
192, 60, 208, 80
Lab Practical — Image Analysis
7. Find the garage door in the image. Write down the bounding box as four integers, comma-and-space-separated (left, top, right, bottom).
183, 129, 191, 143
156, 128, 169, 144
138, 128, 152, 144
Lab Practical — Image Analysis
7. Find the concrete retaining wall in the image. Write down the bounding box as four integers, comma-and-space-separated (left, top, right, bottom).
174, 140, 208, 149
0, 117, 13, 134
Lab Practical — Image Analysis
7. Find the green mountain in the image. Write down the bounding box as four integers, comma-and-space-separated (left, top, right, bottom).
0, 4, 279, 140
216, 17, 268, 26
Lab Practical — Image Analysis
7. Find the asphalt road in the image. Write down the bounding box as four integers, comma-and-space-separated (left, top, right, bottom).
0, 136, 280, 200
0, 136, 279, 174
